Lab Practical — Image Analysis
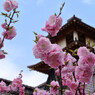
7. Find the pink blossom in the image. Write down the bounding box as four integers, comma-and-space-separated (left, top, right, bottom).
5, 86, 10, 92
61, 66, 68, 75
0, 81, 7, 93
3, 0, 18, 12
62, 72, 75, 87
44, 44, 64, 68
36, 34, 44, 40
46, 51, 64, 68
42, 15, 62, 37
50, 80, 59, 95
69, 81, 78, 90
9, 83, 18, 92
77, 47, 90, 58
38, 90, 50, 95
33, 44, 41, 59
75, 64, 93, 84
55, 69, 60, 76
3, 0, 13, 12
2, 26, 16, 40
0, 38, 4, 49
12, 77, 22, 88
84, 52, 95, 67
33, 38, 64, 68
11, 0, 18, 9
33, 88, 50, 95
61, 53, 76, 73
78, 53, 95, 68
43, 44, 63, 68
19, 86, 25, 95
0, 50, 5, 59
36, 37, 52, 53
65, 90, 74, 95
1, 23, 7, 29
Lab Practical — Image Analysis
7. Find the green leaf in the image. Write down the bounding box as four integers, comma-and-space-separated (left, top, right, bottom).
34, 89, 38, 92
16, 11, 20, 13
87, 40, 90, 46
62, 2, 65, 7
62, 89, 66, 92
92, 43, 95, 47
60, 7, 62, 11
5, 19, 7, 23
9, 12, 11, 17
73, 54, 77, 56
73, 63, 77, 66
9, 26, 13, 31
2, 50, 8, 54
65, 61, 69, 65
33, 40, 37, 43
74, 49, 78, 53
46, 84, 53, 88
33, 32, 37, 35
1, 12, 7, 17
36, 36, 38, 42
54, 13, 57, 16
69, 49, 74, 53
12, 20, 19, 23
17, 14, 19, 18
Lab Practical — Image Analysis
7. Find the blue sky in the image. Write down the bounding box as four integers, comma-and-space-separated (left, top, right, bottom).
0, 0, 95, 87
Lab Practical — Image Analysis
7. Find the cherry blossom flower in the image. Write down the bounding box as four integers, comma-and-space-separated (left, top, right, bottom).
3, 0, 18, 12
42, 15, 62, 37
2, 26, 16, 40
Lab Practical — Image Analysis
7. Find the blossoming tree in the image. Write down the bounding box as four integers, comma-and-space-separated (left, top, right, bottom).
0, 0, 25, 95
1, 0, 95, 95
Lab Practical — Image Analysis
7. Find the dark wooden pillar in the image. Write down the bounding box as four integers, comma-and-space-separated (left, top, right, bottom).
44, 69, 56, 90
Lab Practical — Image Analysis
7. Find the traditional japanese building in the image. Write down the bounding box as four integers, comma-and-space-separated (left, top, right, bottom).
28, 15, 95, 94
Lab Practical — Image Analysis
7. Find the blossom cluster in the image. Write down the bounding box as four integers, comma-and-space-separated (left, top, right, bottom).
33, 36, 64, 68
0, 0, 25, 95
3, 0, 18, 12
42, 15, 62, 37
33, 41, 95, 95
33, 80, 59, 95
0, 71, 25, 95
33, 14, 95, 94
76, 47, 95, 83
0, 0, 19, 59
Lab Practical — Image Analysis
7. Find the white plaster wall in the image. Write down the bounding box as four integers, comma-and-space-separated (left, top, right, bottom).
73, 31, 78, 41
57, 38, 66, 48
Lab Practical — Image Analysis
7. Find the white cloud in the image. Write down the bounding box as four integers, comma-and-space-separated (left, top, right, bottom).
82, 0, 93, 4
0, 44, 48, 87
0, 58, 48, 87
0, 58, 20, 80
